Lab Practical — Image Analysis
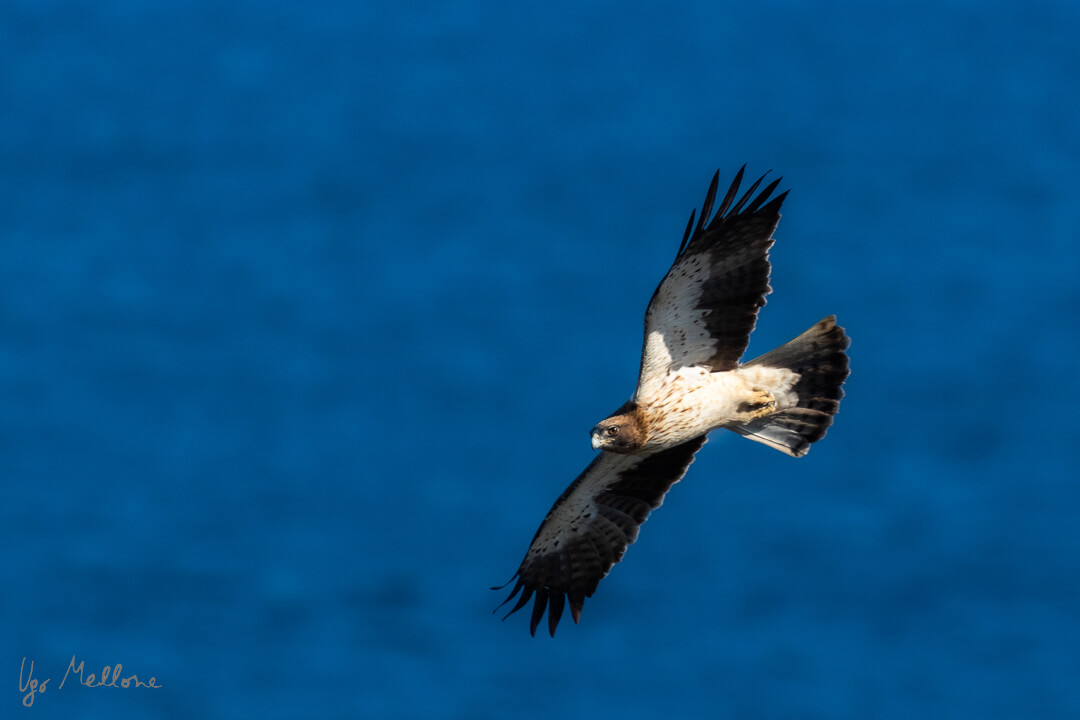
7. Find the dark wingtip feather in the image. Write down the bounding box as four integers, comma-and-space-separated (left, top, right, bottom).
492, 573, 523, 614
547, 593, 566, 637
677, 210, 695, 257
768, 189, 790, 212
746, 177, 783, 213
528, 590, 549, 637
714, 165, 746, 219
697, 171, 720, 233
569, 592, 584, 624
728, 170, 770, 216
499, 583, 534, 621
490, 572, 518, 593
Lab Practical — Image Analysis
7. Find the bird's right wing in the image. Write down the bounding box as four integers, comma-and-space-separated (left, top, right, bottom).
494, 436, 706, 636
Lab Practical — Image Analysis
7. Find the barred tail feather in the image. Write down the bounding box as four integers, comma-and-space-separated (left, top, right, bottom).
731, 316, 850, 457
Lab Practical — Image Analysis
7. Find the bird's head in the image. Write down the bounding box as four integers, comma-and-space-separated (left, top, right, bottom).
590, 412, 646, 453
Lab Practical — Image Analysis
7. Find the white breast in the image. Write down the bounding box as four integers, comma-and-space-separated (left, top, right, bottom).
638, 365, 800, 449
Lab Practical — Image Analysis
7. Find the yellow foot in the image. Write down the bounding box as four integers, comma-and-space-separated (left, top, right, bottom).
737, 389, 776, 421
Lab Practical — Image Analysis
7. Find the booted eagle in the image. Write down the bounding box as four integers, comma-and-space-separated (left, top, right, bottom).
495, 167, 850, 636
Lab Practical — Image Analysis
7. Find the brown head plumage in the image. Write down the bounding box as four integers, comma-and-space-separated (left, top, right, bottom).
590, 404, 648, 453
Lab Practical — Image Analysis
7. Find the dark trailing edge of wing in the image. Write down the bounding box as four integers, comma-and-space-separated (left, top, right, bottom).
493, 437, 706, 637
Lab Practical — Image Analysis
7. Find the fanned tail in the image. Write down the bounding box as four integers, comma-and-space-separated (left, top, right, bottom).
730, 316, 850, 457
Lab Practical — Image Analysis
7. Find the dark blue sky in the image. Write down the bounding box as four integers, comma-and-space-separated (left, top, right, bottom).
3, 1, 1078, 718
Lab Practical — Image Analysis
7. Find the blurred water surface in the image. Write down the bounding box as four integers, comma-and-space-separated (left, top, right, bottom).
3, 1, 1079, 718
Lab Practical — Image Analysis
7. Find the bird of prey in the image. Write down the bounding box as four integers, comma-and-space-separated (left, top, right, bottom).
494, 166, 851, 636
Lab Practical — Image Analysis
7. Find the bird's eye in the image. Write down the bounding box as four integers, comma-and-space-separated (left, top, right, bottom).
606, 426, 620, 436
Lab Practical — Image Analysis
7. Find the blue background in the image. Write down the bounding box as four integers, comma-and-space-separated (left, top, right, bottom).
3, 1, 1078, 717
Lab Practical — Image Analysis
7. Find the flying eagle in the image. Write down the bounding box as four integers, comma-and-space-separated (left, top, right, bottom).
495, 167, 851, 636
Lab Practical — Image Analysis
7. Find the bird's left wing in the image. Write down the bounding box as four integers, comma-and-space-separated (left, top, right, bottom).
635, 167, 787, 403
494, 436, 706, 636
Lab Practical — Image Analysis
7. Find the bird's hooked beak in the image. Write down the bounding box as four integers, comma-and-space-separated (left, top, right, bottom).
590, 431, 602, 451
